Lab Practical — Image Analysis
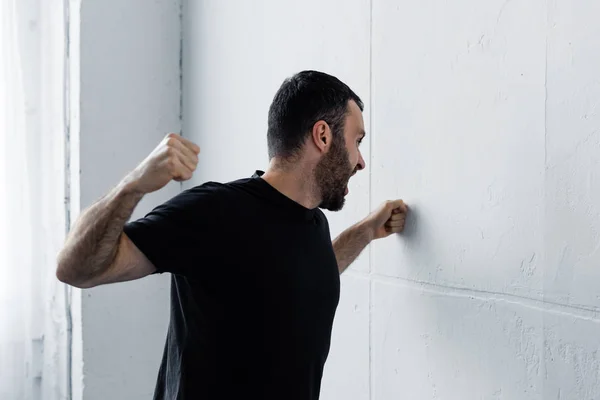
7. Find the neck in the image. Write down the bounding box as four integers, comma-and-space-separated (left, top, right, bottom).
261, 158, 321, 210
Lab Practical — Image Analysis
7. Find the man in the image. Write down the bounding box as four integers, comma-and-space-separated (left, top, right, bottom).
57, 70, 408, 399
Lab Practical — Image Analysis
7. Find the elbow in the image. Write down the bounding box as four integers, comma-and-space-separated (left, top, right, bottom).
56, 264, 75, 286
55, 253, 71, 283
56, 256, 95, 289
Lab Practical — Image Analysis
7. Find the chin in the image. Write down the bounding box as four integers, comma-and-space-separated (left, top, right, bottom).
320, 195, 346, 212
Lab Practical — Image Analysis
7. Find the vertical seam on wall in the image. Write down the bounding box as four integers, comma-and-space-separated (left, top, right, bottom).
544, 3, 548, 172
179, 0, 184, 192
368, 0, 374, 399
63, 0, 73, 398
542, 0, 549, 386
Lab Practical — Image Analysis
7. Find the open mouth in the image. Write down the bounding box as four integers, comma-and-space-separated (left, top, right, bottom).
345, 169, 358, 195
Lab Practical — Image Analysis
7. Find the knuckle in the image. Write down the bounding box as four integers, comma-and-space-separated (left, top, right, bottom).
166, 158, 178, 171
166, 146, 177, 158
165, 136, 179, 148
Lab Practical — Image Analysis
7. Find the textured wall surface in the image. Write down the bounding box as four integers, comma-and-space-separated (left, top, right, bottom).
371, 0, 600, 398
370, 0, 547, 396
71, 0, 600, 398
182, 1, 600, 399
76, 0, 182, 399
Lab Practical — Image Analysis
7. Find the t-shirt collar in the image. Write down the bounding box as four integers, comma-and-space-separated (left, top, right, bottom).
251, 170, 317, 221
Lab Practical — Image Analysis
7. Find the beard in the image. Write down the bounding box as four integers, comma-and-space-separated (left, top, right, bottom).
315, 137, 355, 212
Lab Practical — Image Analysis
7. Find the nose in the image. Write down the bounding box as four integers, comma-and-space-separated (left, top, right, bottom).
357, 151, 366, 171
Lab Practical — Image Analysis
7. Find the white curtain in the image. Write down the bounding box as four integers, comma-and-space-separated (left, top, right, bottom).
0, 0, 32, 396
0, 0, 69, 399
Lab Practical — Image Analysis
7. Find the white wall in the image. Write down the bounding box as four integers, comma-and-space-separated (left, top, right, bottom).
183, 0, 600, 399
73, 0, 182, 399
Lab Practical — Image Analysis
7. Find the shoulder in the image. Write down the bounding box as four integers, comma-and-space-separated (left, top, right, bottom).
315, 208, 328, 221
165, 177, 255, 209
165, 181, 226, 208
314, 209, 332, 232
194, 177, 257, 199
154, 173, 263, 222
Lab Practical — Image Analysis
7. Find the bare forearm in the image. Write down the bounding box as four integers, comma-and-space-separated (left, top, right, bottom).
57, 177, 144, 285
333, 220, 373, 274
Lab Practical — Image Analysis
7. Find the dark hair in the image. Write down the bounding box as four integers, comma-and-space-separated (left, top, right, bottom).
267, 70, 364, 160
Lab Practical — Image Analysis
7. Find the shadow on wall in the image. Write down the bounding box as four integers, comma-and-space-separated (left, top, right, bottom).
401, 203, 419, 243
376, 202, 546, 398
393, 203, 446, 282
383, 203, 599, 397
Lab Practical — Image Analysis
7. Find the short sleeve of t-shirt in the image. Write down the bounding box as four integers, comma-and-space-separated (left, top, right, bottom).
123, 184, 219, 276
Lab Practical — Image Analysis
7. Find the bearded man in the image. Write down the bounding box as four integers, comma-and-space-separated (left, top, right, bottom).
57, 70, 409, 400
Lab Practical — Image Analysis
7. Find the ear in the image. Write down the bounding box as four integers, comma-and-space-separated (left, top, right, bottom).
311, 120, 332, 153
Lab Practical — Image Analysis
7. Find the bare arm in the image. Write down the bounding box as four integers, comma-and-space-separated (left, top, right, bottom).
56, 179, 151, 288
334, 200, 408, 274
333, 221, 373, 274
56, 133, 200, 288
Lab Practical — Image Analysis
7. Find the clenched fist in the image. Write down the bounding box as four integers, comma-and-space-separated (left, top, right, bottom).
128, 133, 200, 194
364, 199, 408, 240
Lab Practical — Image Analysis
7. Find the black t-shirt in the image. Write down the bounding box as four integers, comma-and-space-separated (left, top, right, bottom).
123, 171, 341, 400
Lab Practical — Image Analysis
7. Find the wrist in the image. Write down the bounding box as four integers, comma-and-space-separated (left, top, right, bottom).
120, 172, 147, 197
356, 218, 375, 243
